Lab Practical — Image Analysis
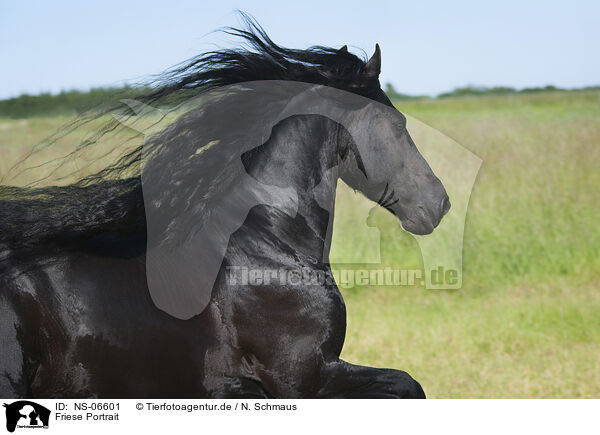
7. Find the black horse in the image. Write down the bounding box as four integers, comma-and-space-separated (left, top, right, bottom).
0, 17, 449, 398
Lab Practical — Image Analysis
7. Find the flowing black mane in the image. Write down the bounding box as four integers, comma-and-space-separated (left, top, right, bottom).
146, 14, 383, 105
0, 14, 388, 262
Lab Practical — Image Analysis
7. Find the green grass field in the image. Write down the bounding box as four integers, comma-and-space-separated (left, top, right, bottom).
1, 91, 598, 397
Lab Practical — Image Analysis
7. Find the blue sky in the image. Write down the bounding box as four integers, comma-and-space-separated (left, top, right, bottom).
1, 0, 598, 99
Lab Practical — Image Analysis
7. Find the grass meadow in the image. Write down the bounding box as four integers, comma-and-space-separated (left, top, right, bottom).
1, 91, 599, 397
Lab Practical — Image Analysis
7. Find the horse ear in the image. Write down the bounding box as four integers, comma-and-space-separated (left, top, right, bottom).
364, 43, 381, 77
339, 45, 348, 53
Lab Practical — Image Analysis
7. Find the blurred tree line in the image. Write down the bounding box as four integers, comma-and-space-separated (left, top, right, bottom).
0, 84, 598, 118
385, 83, 599, 101
0, 86, 150, 119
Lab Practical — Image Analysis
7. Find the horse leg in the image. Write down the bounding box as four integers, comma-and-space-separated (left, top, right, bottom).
0, 298, 27, 398
317, 360, 426, 398
207, 376, 271, 398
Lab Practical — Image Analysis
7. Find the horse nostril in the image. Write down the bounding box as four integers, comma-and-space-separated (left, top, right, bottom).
440, 195, 450, 216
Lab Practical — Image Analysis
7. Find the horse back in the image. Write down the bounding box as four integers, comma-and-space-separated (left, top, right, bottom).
0, 251, 208, 398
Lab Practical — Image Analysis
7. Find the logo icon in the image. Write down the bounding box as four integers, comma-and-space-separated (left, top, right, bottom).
3, 401, 50, 433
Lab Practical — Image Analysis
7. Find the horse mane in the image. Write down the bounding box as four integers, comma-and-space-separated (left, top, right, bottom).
0, 13, 382, 259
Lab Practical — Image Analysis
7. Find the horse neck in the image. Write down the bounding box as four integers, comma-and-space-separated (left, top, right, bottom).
242, 115, 343, 263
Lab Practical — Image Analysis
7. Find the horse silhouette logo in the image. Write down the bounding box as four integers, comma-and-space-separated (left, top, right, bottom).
3, 401, 50, 432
